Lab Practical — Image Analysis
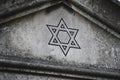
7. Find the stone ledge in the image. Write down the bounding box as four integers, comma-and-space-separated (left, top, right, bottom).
0, 55, 120, 79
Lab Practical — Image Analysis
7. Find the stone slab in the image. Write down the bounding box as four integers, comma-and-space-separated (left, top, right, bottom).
0, 4, 120, 79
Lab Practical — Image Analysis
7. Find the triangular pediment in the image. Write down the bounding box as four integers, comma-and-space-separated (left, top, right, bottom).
0, 0, 120, 79
0, 0, 119, 39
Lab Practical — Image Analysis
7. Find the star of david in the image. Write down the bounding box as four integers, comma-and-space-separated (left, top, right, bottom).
47, 18, 80, 56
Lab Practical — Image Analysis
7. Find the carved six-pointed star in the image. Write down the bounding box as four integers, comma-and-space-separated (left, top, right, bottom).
47, 18, 80, 56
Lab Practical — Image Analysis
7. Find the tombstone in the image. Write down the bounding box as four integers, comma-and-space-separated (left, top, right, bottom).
0, 0, 120, 80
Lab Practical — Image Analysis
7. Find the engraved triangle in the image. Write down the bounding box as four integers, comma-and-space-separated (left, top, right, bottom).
71, 41, 75, 45
60, 24, 65, 28
69, 31, 74, 36
53, 38, 58, 43
52, 29, 57, 33
62, 45, 67, 50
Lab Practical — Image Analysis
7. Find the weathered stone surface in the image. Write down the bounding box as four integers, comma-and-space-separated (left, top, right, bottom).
0, 0, 60, 24
0, 72, 72, 80
0, 0, 120, 34
0, 71, 116, 80
0, 0, 120, 79
0, 4, 120, 72
71, 0, 120, 33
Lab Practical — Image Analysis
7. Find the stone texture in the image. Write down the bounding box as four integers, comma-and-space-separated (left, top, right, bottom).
0, 0, 120, 34
0, 5, 120, 71
57, 30, 70, 44
71, 0, 120, 33
0, 0, 120, 79
0, 72, 72, 80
